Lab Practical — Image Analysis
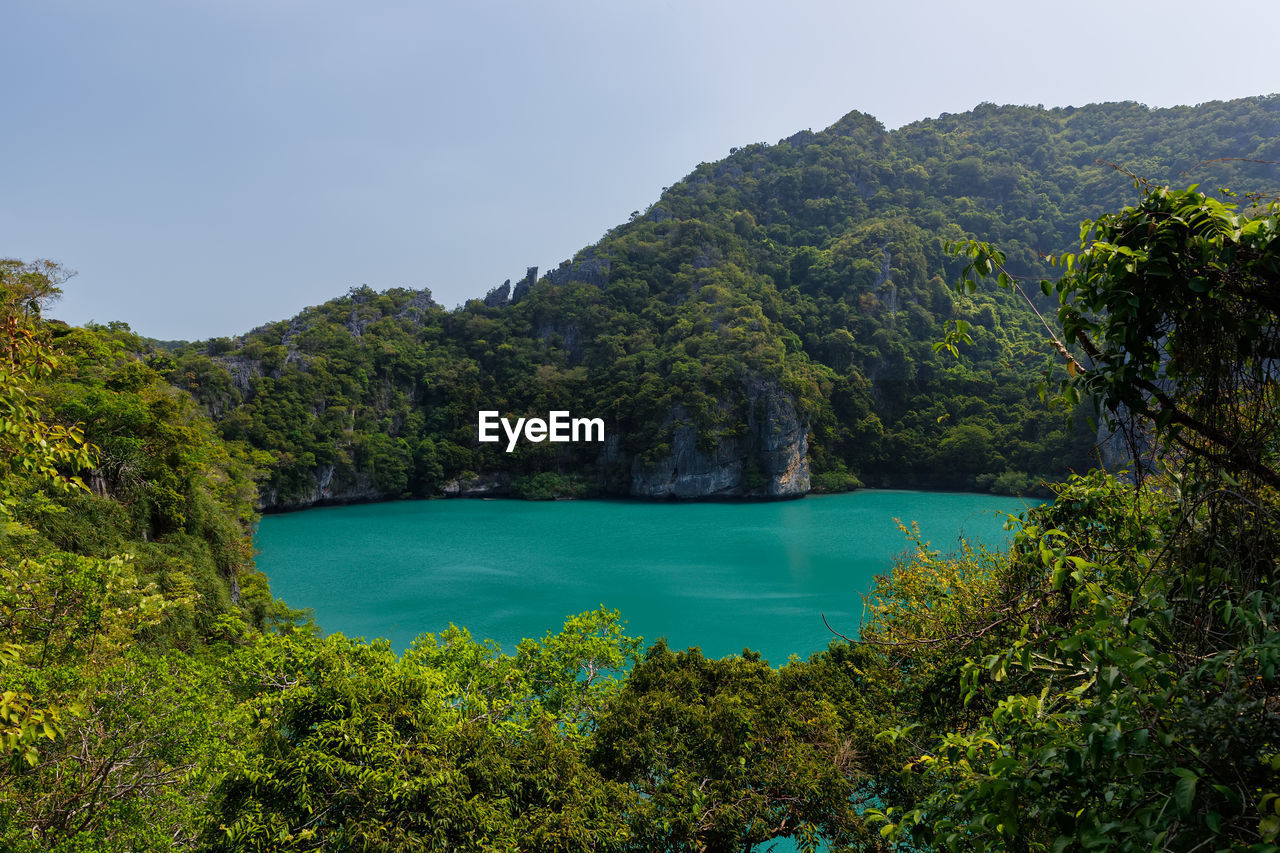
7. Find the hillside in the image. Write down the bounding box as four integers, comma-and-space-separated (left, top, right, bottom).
164, 97, 1280, 509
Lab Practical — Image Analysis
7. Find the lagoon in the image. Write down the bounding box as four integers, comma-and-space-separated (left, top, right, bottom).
255, 490, 1035, 664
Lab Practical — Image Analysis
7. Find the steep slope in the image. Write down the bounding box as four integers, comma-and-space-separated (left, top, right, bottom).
168, 96, 1280, 509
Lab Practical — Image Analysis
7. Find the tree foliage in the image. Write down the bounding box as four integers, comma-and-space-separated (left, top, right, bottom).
865, 186, 1280, 851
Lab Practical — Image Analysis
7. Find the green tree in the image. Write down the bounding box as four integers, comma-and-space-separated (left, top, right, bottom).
0, 259, 95, 772
590, 643, 878, 852
0, 260, 93, 515
870, 188, 1280, 850
203, 610, 641, 852
0, 263, 263, 849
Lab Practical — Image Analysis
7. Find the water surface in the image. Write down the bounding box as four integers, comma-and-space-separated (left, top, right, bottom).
255, 491, 1034, 664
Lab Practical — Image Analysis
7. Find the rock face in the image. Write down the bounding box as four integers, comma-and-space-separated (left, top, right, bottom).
1096, 406, 1160, 479
221, 355, 263, 401
259, 468, 515, 512
442, 473, 511, 498
629, 377, 809, 499
255, 378, 810, 510
511, 267, 538, 303
394, 288, 438, 319
483, 280, 511, 307
258, 464, 385, 512
547, 250, 610, 289
536, 322, 585, 364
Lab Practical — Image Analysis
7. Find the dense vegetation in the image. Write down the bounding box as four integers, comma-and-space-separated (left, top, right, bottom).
163, 98, 1280, 508
860, 183, 1280, 850
3, 97, 1280, 851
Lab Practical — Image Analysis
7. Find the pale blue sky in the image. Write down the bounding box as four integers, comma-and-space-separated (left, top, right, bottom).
6, 0, 1279, 341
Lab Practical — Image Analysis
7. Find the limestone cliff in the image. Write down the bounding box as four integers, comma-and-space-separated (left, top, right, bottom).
1095, 406, 1160, 480
442, 473, 512, 497
258, 464, 386, 512
629, 377, 809, 499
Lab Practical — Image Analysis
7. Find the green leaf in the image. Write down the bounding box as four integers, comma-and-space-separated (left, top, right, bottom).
1174, 772, 1197, 815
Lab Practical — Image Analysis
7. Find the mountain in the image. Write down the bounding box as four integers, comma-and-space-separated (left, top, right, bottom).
165, 96, 1280, 509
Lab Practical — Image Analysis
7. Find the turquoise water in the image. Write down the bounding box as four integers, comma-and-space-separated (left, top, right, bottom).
254, 490, 1035, 664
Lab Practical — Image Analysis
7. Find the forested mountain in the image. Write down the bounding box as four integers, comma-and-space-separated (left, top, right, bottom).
165, 96, 1280, 509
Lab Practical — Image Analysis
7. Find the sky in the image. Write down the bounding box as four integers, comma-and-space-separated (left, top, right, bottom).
6, 0, 1280, 342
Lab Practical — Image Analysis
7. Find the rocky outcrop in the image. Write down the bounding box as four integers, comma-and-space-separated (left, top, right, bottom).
223, 355, 263, 396
394, 288, 438, 320
511, 267, 538, 303
873, 240, 898, 313
258, 464, 386, 512
442, 473, 511, 498
536, 322, 585, 364
483, 280, 511, 307
629, 377, 809, 499
258, 467, 515, 511
1096, 405, 1160, 479
547, 251, 609, 289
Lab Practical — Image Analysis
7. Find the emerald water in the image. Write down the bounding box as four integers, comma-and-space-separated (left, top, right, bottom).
255, 490, 1035, 663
